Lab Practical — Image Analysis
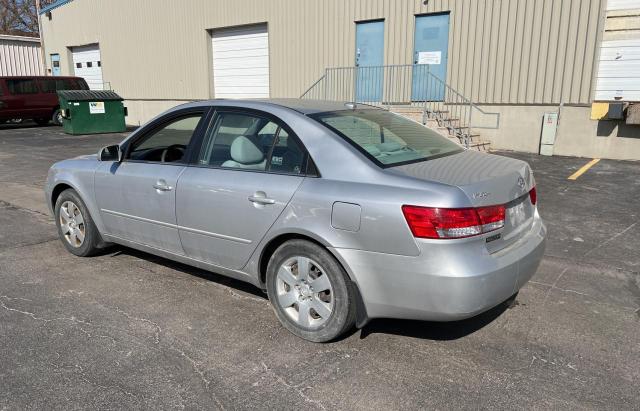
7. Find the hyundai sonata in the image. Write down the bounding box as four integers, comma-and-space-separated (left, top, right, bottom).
45, 99, 546, 342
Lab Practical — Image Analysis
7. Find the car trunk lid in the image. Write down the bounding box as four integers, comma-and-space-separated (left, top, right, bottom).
388, 150, 536, 252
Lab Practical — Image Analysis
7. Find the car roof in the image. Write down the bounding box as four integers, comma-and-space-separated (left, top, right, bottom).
187, 98, 382, 115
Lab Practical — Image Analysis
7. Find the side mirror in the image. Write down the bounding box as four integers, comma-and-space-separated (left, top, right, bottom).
99, 145, 122, 162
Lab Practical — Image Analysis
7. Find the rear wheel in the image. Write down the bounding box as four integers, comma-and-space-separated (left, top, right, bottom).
34, 118, 49, 126
52, 109, 63, 126
54, 189, 101, 257
266, 240, 356, 342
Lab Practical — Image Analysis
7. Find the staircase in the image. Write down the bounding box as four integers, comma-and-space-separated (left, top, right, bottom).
388, 106, 491, 151
300, 64, 499, 151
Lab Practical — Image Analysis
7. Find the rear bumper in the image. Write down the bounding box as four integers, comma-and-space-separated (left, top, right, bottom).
330, 211, 546, 322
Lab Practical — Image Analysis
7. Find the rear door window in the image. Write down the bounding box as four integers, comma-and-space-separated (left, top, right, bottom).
6, 79, 39, 95
198, 112, 307, 174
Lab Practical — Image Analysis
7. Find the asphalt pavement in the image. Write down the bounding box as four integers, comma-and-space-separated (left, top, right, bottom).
0, 122, 638, 410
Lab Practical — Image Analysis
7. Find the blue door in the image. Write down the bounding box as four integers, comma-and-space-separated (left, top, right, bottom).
412, 13, 449, 101
355, 21, 384, 102
50, 54, 61, 76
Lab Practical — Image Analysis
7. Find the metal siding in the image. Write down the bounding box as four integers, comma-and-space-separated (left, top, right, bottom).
39, 0, 603, 108
0, 37, 44, 76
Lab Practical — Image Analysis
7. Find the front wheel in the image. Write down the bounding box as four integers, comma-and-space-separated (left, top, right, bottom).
54, 189, 102, 257
266, 240, 356, 342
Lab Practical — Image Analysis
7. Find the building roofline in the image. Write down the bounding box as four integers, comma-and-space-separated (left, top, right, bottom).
0, 34, 41, 42
40, 0, 73, 14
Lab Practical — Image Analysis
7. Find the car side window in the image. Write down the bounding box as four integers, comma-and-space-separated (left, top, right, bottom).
268, 129, 306, 174
198, 112, 306, 174
127, 114, 203, 163
6, 79, 38, 95
198, 113, 273, 171
39, 79, 57, 93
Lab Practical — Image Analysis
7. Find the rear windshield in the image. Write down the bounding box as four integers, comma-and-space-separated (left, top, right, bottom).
311, 109, 463, 167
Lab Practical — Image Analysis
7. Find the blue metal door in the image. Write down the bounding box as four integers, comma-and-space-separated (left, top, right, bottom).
412, 13, 449, 101
355, 21, 384, 102
50, 54, 61, 76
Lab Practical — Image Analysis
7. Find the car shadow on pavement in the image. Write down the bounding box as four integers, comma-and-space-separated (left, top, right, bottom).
359, 301, 510, 341
107, 246, 511, 342
111, 248, 268, 300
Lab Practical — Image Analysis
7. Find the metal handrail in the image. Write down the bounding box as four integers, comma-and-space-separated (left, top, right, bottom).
299, 74, 326, 99
300, 64, 500, 148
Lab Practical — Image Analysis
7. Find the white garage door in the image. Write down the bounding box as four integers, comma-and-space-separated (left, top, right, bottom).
595, 39, 640, 101
72, 44, 104, 90
212, 25, 269, 98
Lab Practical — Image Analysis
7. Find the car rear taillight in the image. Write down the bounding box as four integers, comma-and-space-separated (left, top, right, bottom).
402, 204, 506, 239
529, 186, 537, 205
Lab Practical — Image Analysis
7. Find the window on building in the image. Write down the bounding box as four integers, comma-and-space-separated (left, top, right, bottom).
76, 63, 82, 68
97, 61, 101, 67
6, 79, 39, 95
87, 62, 93, 68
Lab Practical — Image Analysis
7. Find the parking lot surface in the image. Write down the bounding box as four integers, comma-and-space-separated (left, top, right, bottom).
1, 123, 639, 410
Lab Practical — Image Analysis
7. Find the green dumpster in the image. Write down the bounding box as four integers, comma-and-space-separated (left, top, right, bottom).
57, 90, 127, 135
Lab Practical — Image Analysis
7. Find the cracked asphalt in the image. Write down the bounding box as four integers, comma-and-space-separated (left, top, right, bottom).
0, 123, 639, 410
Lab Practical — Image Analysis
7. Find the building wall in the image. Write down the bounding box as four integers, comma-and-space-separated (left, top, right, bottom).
474, 105, 640, 160
38, 0, 640, 160
0, 35, 44, 76
40, 0, 603, 105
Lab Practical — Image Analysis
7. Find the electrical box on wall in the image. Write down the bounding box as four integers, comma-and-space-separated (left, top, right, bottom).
540, 112, 559, 156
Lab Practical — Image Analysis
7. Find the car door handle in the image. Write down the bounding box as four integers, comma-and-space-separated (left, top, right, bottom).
153, 182, 173, 191
248, 195, 275, 205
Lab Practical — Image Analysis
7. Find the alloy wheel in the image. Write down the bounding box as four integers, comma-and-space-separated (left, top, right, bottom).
59, 201, 86, 248
275, 256, 334, 329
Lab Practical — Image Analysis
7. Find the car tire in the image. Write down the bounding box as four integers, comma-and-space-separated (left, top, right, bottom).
52, 109, 63, 126
266, 239, 356, 342
54, 189, 102, 257
34, 118, 50, 126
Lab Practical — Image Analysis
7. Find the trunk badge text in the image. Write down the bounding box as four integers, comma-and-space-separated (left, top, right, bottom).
472, 192, 490, 199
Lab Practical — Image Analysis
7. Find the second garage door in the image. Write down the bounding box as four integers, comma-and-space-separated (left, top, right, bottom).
212, 25, 269, 98
72, 44, 104, 90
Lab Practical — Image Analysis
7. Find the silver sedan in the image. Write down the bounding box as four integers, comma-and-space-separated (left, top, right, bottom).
45, 99, 546, 342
